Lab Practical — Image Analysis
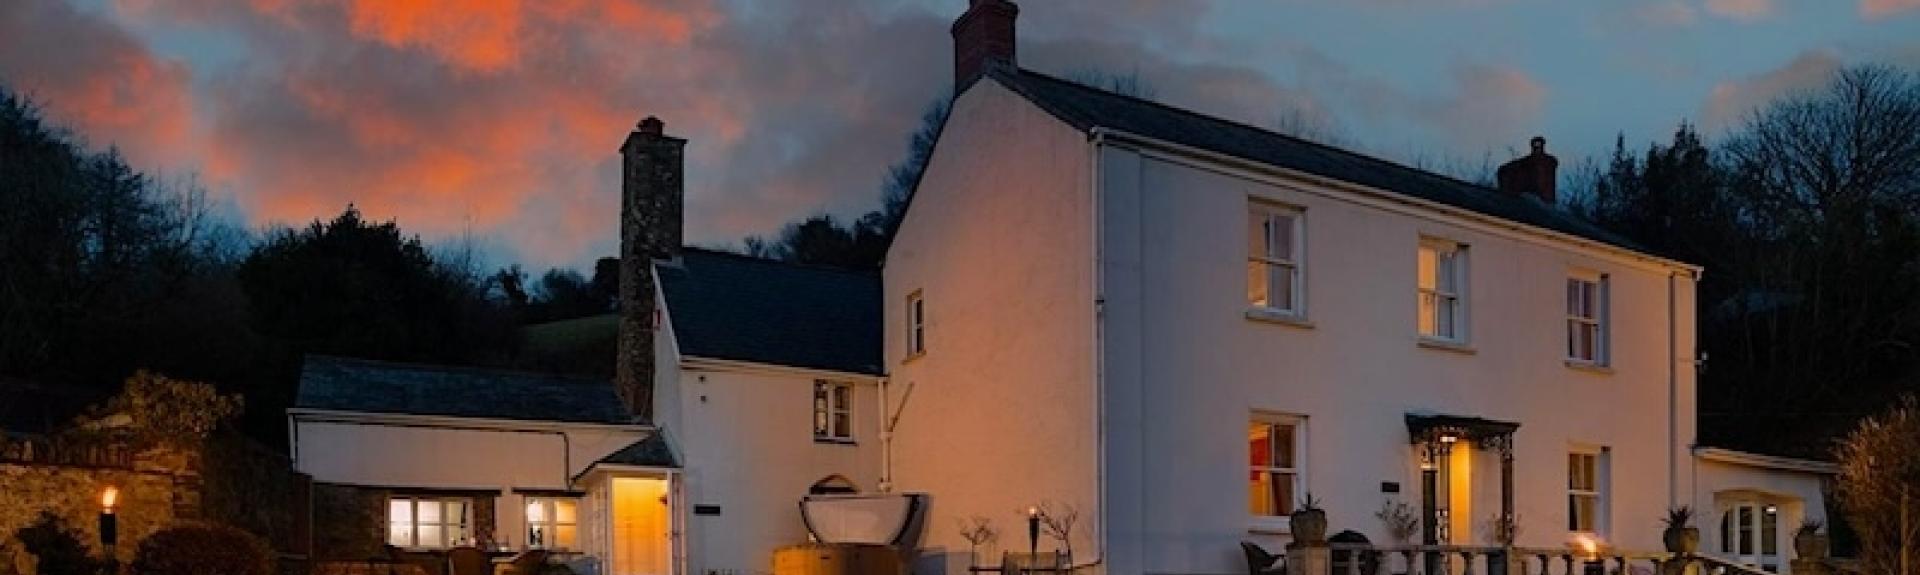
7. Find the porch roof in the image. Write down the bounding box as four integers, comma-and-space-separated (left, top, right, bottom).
1405, 413, 1520, 444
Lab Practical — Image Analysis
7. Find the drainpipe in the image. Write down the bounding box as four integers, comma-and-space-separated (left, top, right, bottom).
880, 377, 892, 493
1083, 127, 1110, 572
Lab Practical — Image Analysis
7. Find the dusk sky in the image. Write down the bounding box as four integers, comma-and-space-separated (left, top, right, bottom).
2, 0, 1916, 270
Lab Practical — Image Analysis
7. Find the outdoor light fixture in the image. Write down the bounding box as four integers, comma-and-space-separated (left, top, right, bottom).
1765, 504, 1779, 515
99, 486, 119, 560
1439, 432, 1459, 444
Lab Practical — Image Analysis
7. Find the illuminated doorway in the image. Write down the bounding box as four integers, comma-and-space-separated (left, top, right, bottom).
610, 477, 673, 575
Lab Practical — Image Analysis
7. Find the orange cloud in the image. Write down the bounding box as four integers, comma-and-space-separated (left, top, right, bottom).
1702, 50, 1840, 131
0, 0, 195, 168
1862, 0, 1920, 19
1705, 0, 1773, 22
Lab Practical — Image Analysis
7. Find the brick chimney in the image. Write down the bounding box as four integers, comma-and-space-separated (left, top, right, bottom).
1496, 136, 1559, 206
952, 0, 1019, 88
617, 116, 685, 421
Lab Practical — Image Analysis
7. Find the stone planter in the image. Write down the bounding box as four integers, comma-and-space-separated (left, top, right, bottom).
1794, 531, 1830, 560
1662, 526, 1700, 554
1291, 509, 1329, 545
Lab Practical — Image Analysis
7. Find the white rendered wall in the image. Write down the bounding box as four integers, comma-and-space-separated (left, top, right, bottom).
668, 365, 882, 575
292, 416, 650, 549
1097, 145, 1700, 573
883, 78, 1099, 574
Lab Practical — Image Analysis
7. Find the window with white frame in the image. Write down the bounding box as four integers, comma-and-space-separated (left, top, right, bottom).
388, 497, 472, 549
1719, 499, 1782, 571
1568, 449, 1608, 533
814, 380, 854, 442
906, 291, 926, 358
1567, 273, 1609, 364
1248, 414, 1306, 525
1247, 202, 1305, 316
524, 497, 579, 550
1417, 239, 1468, 342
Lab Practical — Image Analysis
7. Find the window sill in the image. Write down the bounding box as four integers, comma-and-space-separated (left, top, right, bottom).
814, 438, 858, 446
1417, 338, 1476, 355
1565, 360, 1613, 375
1245, 309, 1313, 329
901, 352, 925, 366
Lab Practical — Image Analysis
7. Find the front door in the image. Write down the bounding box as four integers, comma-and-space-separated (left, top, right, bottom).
611, 477, 673, 575
1720, 501, 1781, 572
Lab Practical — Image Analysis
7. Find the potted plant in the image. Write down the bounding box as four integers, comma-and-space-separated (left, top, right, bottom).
958, 516, 997, 569
1375, 500, 1419, 545
1291, 494, 1330, 544
1661, 505, 1700, 554
1484, 514, 1524, 575
1794, 518, 1830, 560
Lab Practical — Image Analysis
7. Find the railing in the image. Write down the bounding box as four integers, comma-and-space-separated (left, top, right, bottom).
1307, 544, 1704, 575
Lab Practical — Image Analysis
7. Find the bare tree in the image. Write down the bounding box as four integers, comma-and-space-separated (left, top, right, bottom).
1837, 396, 1920, 574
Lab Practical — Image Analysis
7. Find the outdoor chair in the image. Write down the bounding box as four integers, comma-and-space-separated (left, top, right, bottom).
446, 546, 492, 575
1241, 541, 1285, 575
499, 549, 551, 575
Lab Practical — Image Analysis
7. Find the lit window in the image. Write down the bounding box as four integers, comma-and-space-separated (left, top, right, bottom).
813, 381, 854, 442
906, 291, 926, 358
1567, 274, 1609, 364
1417, 239, 1468, 342
388, 497, 471, 549
525, 497, 579, 550
1247, 202, 1305, 316
1568, 449, 1607, 533
1249, 415, 1305, 523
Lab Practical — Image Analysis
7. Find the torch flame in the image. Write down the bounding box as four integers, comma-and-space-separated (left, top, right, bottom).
101, 486, 119, 511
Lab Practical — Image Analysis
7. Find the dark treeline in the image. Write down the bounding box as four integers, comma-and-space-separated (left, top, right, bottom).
0, 88, 586, 443
1568, 66, 1920, 457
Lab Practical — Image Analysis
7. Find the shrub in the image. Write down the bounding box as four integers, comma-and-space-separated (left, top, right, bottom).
14, 511, 104, 575
129, 523, 272, 575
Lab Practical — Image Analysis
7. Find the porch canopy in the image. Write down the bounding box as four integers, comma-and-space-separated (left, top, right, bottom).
1405, 413, 1521, 544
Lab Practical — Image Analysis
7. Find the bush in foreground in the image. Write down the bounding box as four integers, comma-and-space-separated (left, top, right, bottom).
130, 523, 272, 575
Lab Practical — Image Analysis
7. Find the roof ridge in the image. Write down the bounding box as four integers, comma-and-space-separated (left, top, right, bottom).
679, 246, 881, 277
1003, 67, 1522, 200
303, 354, 609, 384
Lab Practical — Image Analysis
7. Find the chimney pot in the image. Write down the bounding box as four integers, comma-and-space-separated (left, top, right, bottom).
638, 116, 664, 135
952, 0, 1019, 88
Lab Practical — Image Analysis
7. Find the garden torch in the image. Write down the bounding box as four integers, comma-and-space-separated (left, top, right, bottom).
99, 486, 119, 559
1026, 506, 1040, 562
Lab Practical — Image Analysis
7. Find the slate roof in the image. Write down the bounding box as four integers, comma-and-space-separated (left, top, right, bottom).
295, 355, 637, 425
588, 432, 678, 470
657, 249, 884, 376
989, 68, 1676, 262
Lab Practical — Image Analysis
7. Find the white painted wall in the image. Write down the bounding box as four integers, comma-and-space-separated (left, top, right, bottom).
291, 414, 651, 550
1097, 144, 1701, 573
883, 78, 1099, 574
665, 364, 883, 575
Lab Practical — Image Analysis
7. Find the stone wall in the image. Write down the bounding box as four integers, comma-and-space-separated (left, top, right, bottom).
0, 451, 197, 572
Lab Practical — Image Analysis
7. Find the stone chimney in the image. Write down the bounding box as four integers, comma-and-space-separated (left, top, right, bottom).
617, 116, 685, 421
952, 0, 1019, 88
1496, 136, 1559, 206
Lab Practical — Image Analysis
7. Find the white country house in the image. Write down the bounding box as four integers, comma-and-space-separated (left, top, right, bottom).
288, 2, 1834, 575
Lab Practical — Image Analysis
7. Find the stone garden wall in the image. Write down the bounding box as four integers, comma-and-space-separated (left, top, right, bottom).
0, 448, 199, 573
